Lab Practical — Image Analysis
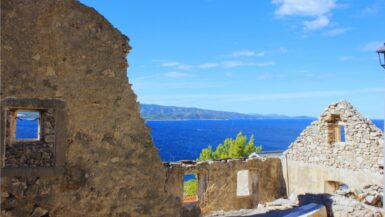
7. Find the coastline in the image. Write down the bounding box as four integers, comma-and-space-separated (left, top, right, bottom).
144, 118, 317, 122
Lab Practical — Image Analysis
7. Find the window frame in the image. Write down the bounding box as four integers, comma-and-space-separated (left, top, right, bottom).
1, 98, 67, 177
236, 169, 251, 197
334, 122, 346, 143
182, 173, 199, 204
14, 110, 42, 142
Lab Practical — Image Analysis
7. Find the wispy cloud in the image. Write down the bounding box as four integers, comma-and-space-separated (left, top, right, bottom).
217, 88, 384, 103
141, 88, 383, 103
163, 71, 195, 78
168, 60, 277, 70
161, 61, 192, 70
273, 0, 336, 16
273, 0, 336, 30
219, 61, 276, 68
322, 27, 351, 37
231, 50, 265, 57
161, 61, 180, 67
254, 61, 276, 67
198, 63, 220, 69
361, 41, 384, 52
303, 15, 330, 30
362, 0, 385, 15
176, 64, 193, 70
222, 61, 244, 68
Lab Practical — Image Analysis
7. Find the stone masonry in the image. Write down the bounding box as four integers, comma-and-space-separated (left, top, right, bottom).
1, 1, 180, 216
2, 1, 384, 216
164, 157, 287, 215
286, 100, 384, 174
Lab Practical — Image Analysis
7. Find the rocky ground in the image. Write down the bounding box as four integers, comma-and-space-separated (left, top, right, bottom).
205, 186, 385, 217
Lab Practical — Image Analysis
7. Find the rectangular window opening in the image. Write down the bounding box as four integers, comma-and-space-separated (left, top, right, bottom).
16, 111, 40, 140
183, 173, 198, 204
236, 170, 251, 197
340, 125, 345, 142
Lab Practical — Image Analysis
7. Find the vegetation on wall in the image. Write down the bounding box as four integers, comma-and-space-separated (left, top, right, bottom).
197, 132, 262, 161
184, 179, 197, 196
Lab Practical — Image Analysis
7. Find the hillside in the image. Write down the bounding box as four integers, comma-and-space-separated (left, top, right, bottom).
140, 104, 313, 120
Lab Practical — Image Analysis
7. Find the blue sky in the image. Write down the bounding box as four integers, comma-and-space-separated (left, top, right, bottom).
80, 0, 385, 118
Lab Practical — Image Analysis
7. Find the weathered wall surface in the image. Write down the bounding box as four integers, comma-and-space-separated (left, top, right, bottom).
1, 1, 179, 216
164, 157, 287, 215
284, 100, 384, 195
282, 158, 383, 195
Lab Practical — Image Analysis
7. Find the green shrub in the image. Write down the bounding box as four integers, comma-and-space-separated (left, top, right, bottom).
197, 132, 262, 161
184, 179, 197, 196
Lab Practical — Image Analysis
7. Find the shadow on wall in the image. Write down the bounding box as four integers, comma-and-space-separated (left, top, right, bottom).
258, 157, 288, 203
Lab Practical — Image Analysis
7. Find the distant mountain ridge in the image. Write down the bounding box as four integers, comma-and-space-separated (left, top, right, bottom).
140, 104, 314, 120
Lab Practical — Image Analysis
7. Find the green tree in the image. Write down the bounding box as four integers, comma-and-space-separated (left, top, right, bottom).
197, 132, 262, 161
243, 135, 262, 156
197, 145, 213, 161
229, 132, 247, 158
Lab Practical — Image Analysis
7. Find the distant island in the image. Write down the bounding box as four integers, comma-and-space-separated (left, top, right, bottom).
140, 104, 314, 120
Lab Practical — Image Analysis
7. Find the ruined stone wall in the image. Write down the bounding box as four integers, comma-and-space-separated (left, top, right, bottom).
284, 100, 384, 194
164, 157, 287, 215
1, 1, 179, 216
286, 100, 384, 174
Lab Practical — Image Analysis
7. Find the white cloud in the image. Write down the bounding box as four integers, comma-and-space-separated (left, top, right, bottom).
217, 88, 383, 102
362, 0, 385, 15
161, 61, 181, 67
198, 61, 276, 69
160, 61, 192, 71
322, 27, 351, 37
222, 61, 244, 68
222, 61, 275, 68
198, 63, 220, 69
231, 50, 265, 57
140, 88, 383, 103
176, 64, 193, 70
273, 0, 336, 30
163, 72, 195, 78
361, 41, 385, 52
303, 15, 330, 30
159, 59, 275, 72
253, 61, 276, 67
273, 0, 336, 16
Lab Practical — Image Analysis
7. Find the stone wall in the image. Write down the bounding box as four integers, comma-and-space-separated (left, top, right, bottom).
1, 1, 179, 216
286, 100, 383, 174
284, 100, 384, 194
164, 157, 287, 215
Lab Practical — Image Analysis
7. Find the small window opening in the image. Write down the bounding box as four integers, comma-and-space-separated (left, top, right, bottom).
16, 111, 40, 140
183, 173, 198, 204
237, 170, 251, 197
334, 124, 346, 143
340, 125, 345, 142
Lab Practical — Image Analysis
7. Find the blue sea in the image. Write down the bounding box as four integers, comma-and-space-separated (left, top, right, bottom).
147, 119, 384, 161
17, 119, 384, 162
